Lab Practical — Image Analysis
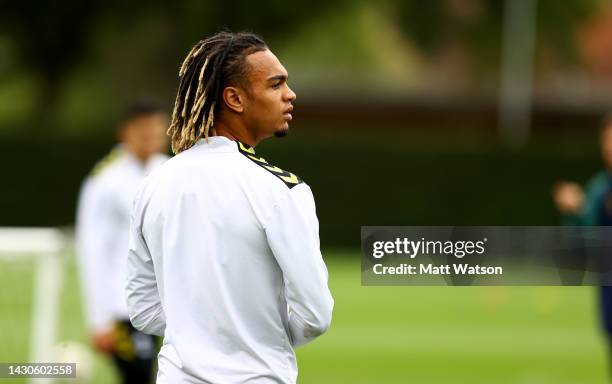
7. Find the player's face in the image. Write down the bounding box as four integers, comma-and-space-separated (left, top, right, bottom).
121, 112, 168, 161
602, 125, 612, 170
243, 50, 296, 140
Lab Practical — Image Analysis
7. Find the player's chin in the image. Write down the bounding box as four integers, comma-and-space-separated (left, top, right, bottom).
274, 125, 290, 138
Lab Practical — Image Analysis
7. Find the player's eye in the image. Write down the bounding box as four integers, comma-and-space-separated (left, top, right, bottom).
272, 81, 283, 89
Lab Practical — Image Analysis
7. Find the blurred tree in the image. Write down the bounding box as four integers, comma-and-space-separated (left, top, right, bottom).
0, 1, 102, 132
537, 0, 599, 62
0, 0, 603, 135
0, 0, 352, 135
393, 0, 599, 72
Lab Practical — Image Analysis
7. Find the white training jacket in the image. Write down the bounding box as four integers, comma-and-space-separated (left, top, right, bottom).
126, 136, 334, 384
75, 147, 168, 331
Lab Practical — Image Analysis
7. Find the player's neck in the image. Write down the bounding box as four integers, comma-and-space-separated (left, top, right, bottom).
214, 119, 259, 148
123, 145, 151, 166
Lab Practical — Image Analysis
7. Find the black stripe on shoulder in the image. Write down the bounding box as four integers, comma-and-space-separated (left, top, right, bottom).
236, 141, 303, 189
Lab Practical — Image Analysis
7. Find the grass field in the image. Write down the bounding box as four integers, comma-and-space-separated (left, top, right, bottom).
1, 250, 609, 383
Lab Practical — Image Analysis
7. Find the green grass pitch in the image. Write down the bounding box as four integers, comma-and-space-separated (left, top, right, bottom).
0, 251, 608, 383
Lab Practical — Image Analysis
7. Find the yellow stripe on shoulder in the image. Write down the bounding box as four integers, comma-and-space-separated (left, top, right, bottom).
90, 148, 125, 177
236, 141, 303, 189
238, 141, 256, 154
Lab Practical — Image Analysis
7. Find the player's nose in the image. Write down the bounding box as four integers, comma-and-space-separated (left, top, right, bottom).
285, 85, 296, 102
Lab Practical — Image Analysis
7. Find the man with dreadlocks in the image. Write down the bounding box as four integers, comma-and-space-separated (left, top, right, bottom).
126, 32, 334, 383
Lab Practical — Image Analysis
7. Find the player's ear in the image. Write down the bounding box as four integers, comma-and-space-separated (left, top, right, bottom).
222, 86, 245, 113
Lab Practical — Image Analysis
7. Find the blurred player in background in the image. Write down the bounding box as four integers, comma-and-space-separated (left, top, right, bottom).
126, 31, 333, 383
76, 100, 169, 383
553, 112, 612, 376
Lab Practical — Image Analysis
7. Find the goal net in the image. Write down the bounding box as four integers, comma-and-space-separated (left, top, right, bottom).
0, 227, 66, 383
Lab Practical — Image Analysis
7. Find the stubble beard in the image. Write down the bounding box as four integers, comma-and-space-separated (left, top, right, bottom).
274, 127, 289, 138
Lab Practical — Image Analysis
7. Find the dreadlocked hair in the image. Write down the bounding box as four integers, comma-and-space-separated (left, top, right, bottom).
167, 31, 268, 154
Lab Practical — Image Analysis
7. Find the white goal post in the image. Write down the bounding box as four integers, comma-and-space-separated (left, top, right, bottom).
0, 227, 67, 384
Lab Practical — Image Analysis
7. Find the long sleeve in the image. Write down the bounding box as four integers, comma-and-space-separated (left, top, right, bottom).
582, 172, 609, 226
75, 180, 116, 331
566, 172, 609, 226
125, 196, 166, 336
264, 184, 334, 347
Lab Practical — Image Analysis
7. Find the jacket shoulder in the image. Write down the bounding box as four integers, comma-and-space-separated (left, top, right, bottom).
89, 148, 125, 178
236, 141, 303, 189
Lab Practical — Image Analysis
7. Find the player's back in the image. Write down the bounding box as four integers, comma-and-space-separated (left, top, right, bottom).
135, 136, 299, 383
